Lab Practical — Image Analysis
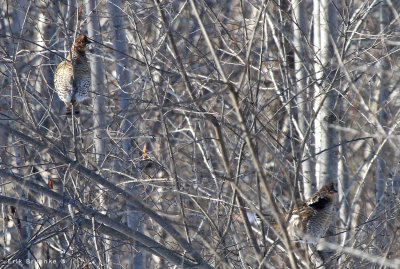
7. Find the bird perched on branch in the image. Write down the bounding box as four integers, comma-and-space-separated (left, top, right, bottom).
287, 182, 337, 243
54, 34, 92, 115
239, 183, 337, 244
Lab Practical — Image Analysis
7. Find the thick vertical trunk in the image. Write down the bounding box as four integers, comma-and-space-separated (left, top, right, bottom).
292, 0, 313, 198
64, 0, 76, 52
313, 0, 338, 265
108, 0, 133, 155
376, 0, 389, 206
312, 0, 321, 195
85, 0, 106, 166
34, 5, 57, 122
84, 0, 109, 267
375, 0, 390, 252
314, 0, 338, 188
30, 5, 57, 267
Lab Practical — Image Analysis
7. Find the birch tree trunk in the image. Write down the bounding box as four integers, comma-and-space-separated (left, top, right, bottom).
312, 0, 321, 196
313, 0, 338, 265
30, 5, 57, 267
313, 0, 338, 188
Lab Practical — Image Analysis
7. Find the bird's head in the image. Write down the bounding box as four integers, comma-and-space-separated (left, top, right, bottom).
74, 34, 92, 52
306, 182, 337, 208
320, 182, 337, 194
318, 182, 337, 201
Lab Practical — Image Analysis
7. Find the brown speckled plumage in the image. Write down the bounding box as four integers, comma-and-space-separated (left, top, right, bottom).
54, 34, 91, 114
288, 183, 337, 243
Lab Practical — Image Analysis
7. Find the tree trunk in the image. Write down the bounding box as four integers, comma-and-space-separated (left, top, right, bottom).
109, 0, 133, 156
313, 0, 338, 188
313, 0, 338, 265
292, 0, 313, 198
85, 0, 109, 267
375, 0, 390, 252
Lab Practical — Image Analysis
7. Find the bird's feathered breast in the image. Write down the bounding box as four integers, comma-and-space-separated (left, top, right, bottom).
54, 61, 73, 86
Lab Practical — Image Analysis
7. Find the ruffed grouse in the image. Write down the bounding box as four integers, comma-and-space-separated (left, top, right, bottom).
287, 183, 337, 243
54, 34, 91, 115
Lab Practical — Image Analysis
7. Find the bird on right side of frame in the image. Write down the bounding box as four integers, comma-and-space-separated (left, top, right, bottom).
287, 182, 337, 243
54, 34, 92, 115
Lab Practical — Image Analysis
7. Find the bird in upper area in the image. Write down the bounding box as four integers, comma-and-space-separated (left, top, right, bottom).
287, 182, 337, 243
54, 34, 91, 115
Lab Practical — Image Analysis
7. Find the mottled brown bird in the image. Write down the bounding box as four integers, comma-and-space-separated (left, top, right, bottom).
54, 34, 91, 115
288, 183, 337, 243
